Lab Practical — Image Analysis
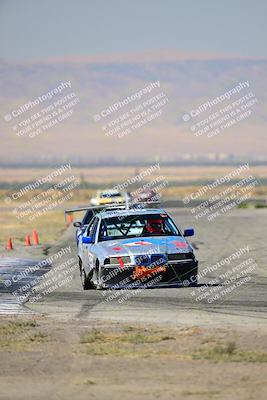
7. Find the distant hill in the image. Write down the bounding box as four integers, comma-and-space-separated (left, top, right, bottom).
0, 51, 266, 164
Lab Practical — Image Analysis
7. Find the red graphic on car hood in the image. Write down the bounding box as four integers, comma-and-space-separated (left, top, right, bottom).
172, 240, 188, 248
112, 246, 122, 251
124, 241, 152, 246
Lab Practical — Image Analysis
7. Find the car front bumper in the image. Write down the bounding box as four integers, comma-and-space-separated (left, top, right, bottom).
99, 260, 198, 289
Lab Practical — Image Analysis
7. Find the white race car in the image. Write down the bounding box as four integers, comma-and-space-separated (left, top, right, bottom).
68, 205, 198, 290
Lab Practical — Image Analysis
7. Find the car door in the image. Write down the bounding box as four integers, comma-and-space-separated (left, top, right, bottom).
82, 217, 99, 274
88, 217, 100, 273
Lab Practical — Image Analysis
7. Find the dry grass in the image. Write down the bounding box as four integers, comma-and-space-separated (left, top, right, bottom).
192, 341, 267, 363
0, 320, 37, 335
0, 207, 67, 245
80, 326, 176, 356
79, 326, 267, 362
0, 320, 48, 351
1, 165, 267, 184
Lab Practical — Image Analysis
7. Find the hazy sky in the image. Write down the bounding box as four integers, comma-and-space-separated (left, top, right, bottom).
0, 0, 266, 60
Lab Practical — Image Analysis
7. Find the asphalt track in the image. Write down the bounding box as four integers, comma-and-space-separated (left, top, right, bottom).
1, 208, 267, 330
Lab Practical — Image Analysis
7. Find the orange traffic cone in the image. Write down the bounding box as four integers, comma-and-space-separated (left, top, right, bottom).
33, 229, 39, 245
25, 234, 31, 246
67, 214, 74, 225
7, 238, 13, 250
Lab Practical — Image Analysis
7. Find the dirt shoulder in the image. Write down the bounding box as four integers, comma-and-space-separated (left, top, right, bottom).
0, 316, 267, 400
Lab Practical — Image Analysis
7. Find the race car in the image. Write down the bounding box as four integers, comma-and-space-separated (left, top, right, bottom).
67, 204, 127, 245
68, 205, 198, 290
128, 188, 160, 204
71, 206, 101, 245
90, 190, 126, 206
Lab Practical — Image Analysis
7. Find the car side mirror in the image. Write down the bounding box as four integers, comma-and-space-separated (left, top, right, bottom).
73, 221, 82, 228
184, 228, 194, 237
82, 236, 93, 244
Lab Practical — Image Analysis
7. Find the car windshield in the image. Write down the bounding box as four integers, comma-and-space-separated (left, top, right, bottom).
99, 213, 180, 241
100, 192, 121, 198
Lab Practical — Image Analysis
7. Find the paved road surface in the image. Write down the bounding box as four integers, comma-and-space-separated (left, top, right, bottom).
1, 208, 266, 330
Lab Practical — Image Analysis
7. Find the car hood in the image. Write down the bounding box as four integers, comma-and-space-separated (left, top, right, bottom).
95, 236, 192, 257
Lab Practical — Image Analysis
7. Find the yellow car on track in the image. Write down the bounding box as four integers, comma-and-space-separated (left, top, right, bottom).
90, 190, 126, 206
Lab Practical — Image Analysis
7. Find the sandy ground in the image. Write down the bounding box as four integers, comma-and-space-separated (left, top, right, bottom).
0, 208, 267, 399
0, 317, 267, 400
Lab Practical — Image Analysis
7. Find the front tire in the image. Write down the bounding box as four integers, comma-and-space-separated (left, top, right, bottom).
95, 261, 102, 290
79, 259, 94, 290
189, 274, 198, 287
81, 269, 95, 290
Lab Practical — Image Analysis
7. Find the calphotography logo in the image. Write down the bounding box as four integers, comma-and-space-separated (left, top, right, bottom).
92, 81, 169, 138
6, 164, 80, 222
3, 81, 80, 138
181, 81, 259, 139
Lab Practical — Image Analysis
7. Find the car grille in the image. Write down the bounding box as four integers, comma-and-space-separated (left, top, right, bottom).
134, 254, 167, 266
135, 255, 150, 266
151, 254, 168, 266
109, 256, 131, 265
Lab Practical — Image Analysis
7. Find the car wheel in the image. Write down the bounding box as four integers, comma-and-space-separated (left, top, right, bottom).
95, 261, 102, 290
80, 262, 95, 290
190, 274, 198, 287
188, 269, 198, 287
